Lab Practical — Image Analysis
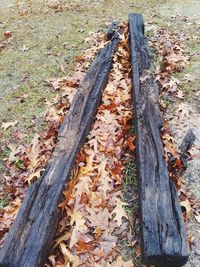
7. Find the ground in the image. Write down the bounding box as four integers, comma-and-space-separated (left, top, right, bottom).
0, 0, 200, 266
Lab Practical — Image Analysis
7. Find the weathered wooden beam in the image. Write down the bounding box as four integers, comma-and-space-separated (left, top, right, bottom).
129, 13, 189, 267
107, 21, 118, 40
0, 32, 119, 267
179, 129, 196, 168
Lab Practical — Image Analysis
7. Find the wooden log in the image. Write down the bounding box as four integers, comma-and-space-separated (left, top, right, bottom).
179, 129, 196, 168
107, 21, 118, 40
179, 129, 196, 153
0, 32, 119, 267
129, 13, 189, 267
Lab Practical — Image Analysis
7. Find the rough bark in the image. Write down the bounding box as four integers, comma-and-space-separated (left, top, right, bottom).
0, 33, 119, 267
129, 13, 189, 267
107, 21, 118, 40
179, 129, 196, 168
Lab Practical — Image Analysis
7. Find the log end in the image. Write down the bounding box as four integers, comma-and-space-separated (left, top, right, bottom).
107, 21, 118, 40
144, 254, 189, 267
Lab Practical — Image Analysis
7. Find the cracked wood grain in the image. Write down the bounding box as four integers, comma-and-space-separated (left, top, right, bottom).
129, 13, 189, 267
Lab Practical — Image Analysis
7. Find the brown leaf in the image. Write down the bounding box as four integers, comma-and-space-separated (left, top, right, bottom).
76, 238, 94, 252
4, 31, 12, 38
127, 136, 135, 151
87, 208, 111, 230
180, 199, 192, 219
73, 176, 91, 197
25, 168, 45, 185
60, 243, 82, 267
112, 198, 128, 226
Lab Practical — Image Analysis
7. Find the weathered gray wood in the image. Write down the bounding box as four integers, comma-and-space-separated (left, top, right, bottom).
179, 129, 196, 153
107, 21, 118, 40
179, 129, 196, 168
129, 13, 189, 267
0, 32, 119, 267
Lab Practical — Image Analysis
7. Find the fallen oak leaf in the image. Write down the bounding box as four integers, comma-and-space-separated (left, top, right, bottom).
111, 161, 123, 177
4, 198, 22, 217
101, 110, 117, 124
70, 211, 87, 233
2, 120, 18, 130
112, 198, 128, 226
53, 232, 71, 249
76, 238, 95, 253
98, 232, 117, 257
69, 228, 83, 249
60, 243, 82, 267
99, 102, 118, 111
87, 207, 111, 230
180, 199, 192, 220
127, 136, 136, 151
4, 31, 12, 38
176, 89, 185, 99
26, 134, 42, 171
25, 168, 45, 185
7, 144, 25, 162
163, 140, 180, 159
75, 55, 85, 62
73, 176, 92, 197
58, 200, 67, 214
172, 159, 183, 171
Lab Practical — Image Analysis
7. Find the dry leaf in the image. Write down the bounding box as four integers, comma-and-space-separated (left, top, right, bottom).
87, 208, 111, 230
2, 120, 18, 129
180, 199, 192, 219
4, 31, 12, 38
60, 243, 82, 267
112, 198, 128, 226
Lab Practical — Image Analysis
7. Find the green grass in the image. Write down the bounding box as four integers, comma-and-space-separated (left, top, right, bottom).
121, 160, 137, 191
120, 158, 142, 265
0, 0, 199, 144
0, 198, 8, 210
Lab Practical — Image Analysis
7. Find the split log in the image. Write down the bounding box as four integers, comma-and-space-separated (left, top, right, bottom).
179, 129, 196, 168
107, 21, 118, 40
129, 13, 189, 267
0, 32, 119, 267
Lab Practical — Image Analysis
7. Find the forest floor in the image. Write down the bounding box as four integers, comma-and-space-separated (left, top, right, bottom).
0, 0, 200, 266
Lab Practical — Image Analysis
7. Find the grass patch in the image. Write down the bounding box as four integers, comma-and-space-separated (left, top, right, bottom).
121, 160, 137, 191
0, 198, 8, 210
120, 157, 142, 266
